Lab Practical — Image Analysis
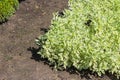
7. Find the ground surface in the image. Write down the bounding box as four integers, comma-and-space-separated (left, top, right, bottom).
0, 0, 119, 80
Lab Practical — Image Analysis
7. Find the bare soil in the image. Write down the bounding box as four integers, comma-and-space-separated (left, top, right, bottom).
0, 0, 119, 80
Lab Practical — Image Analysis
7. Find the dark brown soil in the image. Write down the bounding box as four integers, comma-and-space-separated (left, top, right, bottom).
0, 0, 119, 80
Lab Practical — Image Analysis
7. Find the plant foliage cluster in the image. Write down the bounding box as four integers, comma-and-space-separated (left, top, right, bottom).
0, 0, 19, 22
36, 0, 120, 78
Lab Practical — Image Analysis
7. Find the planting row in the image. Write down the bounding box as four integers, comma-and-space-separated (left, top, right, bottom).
0, 0, 120, 79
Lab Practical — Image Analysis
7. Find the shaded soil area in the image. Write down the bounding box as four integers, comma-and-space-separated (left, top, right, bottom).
0, 0, 119, 80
